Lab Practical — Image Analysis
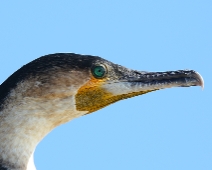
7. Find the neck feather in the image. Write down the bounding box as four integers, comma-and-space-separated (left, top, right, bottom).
0, 78, 88, 170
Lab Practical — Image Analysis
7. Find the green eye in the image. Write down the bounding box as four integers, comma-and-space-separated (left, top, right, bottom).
92, 65, 107, 78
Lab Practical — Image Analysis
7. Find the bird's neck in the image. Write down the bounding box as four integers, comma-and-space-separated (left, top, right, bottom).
0, 106, 50, 170
0, 100, 59, 170
0, 81, 87, 170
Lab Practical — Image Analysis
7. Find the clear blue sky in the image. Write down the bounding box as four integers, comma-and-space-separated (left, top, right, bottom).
0, 1, 211, 170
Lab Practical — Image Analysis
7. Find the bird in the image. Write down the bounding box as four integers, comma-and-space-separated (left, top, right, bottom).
0, 53, 204, 170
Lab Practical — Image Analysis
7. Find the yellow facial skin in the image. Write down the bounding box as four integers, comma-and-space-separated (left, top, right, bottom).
75, 76, 153, 113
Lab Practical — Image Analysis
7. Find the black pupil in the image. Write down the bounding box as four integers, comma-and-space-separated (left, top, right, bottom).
93, 66, 105, 78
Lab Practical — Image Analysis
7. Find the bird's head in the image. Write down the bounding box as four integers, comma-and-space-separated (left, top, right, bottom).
1, 53, 204, 117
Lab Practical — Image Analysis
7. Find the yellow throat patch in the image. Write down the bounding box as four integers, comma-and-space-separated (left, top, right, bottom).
75, 76, 153, 113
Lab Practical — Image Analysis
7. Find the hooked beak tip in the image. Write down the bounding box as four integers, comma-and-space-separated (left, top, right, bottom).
195, 71, 204, 90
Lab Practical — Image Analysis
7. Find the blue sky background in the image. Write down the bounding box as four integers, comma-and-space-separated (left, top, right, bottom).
0, 1, 211, 170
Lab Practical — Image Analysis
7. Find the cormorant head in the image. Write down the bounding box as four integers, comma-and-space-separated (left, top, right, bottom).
1, 53, 203, 116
